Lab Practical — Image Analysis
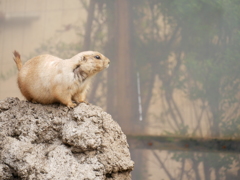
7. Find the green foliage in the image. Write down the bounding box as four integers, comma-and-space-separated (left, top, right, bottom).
0, 67, 17, 81
164, 124, 189, 136
220, 117, 240, 137
130, 0, 240, 136
33, 38, 82, 59
171, 152, 235, 170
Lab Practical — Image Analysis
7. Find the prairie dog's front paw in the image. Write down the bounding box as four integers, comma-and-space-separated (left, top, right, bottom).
79, 101, 89, 105
67, 102, 77, 109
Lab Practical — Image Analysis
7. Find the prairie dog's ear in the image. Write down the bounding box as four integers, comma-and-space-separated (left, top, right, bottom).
82, 55, 87, 61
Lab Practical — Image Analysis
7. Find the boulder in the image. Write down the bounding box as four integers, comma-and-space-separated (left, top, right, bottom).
0, 97, 134, 180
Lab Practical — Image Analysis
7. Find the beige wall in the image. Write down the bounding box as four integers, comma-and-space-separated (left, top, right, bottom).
0, 0, 86, 100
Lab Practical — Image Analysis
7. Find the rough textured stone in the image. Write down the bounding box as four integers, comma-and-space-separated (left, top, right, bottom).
0, 97, 134, 180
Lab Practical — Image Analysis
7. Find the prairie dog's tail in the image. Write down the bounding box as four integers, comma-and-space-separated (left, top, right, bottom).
13, 50, 22, 71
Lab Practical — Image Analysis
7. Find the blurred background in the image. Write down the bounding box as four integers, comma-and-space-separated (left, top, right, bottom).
1, 0, 240, 179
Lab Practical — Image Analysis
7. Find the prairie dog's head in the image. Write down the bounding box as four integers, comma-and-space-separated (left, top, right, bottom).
72, 51, 110, 78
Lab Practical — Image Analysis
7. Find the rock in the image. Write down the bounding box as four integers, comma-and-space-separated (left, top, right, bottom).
0, 97, 134, 180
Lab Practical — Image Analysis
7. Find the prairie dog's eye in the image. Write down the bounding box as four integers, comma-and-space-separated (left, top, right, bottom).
94, 55, 101, 60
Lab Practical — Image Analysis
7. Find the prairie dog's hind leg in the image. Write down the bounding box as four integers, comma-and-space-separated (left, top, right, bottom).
73, 91, 88, 104
53, 87, 77, 108
58, 95, 77, 108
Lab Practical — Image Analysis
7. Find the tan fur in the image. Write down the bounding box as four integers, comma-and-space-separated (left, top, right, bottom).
13, 50, 110, 108
13, 50, 22, 70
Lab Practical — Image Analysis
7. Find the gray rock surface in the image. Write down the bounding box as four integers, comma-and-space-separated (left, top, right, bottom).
0, 97, 134, 180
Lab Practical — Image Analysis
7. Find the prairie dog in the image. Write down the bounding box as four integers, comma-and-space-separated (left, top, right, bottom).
13, 51, 110, 108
